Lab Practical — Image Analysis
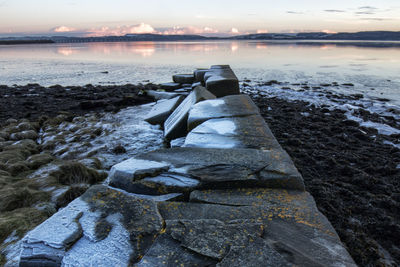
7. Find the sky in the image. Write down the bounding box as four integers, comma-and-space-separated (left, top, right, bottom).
0, 0, 399, 37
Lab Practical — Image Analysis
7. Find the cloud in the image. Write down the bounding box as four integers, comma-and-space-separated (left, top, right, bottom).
86, 23, 155, 37
355, 11, 375, 15
52, 26, 77, 32
360, 17, 392, 21
287, 11, 303, 14
230, 28, 240, 34
359, 6, 378, 10
324, 9, 345, 13
322, 29, 337, 34
355, 6, 379, 15
256, 29, 268, 34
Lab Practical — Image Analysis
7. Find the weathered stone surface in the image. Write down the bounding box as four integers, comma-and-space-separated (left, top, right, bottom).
156, 188, 356, 266
160, 82, 181, 91
144, 96, 184, 125
108, 158, 170, 192
187, 95, 260, 131
184, 115, 282, 149
203, 65, 240, 97
172, 74, 194, 84
170, 137, 185, 147
164, 87, 216, 140
20, 185, 164, 266
136, 234, 217, 266
138, 147, 305, 191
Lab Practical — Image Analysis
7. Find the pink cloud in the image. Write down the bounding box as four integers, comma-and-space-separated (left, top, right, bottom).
230, 28, 240, 34
86, 23, 156, 37
53, 26, 77, 32
256, 29, 269, 34
322, 29, 338, 34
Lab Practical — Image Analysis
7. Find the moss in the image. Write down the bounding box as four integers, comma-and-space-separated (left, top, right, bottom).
7, 162, 30, 176
10, 130, 38, 141
50, 161, 107, 186
0, 186, 50, 212
0, 207, 50, 244
0, 150, 26, 165
27, 153, 54, 169
56, 185, 89, 208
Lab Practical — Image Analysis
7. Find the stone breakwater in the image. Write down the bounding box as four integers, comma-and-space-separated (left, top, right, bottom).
18, 66, 356, 266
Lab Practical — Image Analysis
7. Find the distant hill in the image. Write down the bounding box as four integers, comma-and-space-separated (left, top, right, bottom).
231, 31, 400, 41
1, 31, 400, 44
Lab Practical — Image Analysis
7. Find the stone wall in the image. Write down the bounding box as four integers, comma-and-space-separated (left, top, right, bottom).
18, 66, 356, 266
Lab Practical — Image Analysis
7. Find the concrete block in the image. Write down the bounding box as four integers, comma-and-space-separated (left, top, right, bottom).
164, 87, 216, 140
184, 115, 282, 150
172, 74, 194, 84
160, 82, 181, 91
144, 96, 185, 125
187, 94, 260, 131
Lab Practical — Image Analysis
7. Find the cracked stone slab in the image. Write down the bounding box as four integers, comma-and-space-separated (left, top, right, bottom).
138, 147, 305, 191
20, 185, 163, 266
184, 115, 282, 150
144, 95, 185, 125
164, 86, 216, 140
157, 188, 356, 266
187, 95, 260, 131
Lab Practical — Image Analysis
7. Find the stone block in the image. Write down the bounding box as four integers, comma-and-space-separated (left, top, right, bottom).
108, 158, 170, 192
146, 90, 184, 100
184, 115, 282, 150
172, 74, 194, 84
203, 65, 240, 97
187, 94, 260, 131
194, 68, 209, 83
160, 82, 181, 91
164, 86, 216, 140
144, 95, 184, 125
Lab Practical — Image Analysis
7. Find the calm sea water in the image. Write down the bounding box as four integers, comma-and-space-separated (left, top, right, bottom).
1, 40, 400, 105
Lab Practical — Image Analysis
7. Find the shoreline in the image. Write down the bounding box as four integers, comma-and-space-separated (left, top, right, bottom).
0, 82, 399, 266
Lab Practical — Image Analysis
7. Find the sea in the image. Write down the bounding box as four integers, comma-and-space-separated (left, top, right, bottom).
1, 40, 400, 139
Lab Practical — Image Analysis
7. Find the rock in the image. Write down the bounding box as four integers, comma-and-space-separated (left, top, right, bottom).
187, 95, 260, 131
164, 87, 216, 140
194, 69, 209, 83
146, 90, 183, 100
138, 147, 305, 191
172, 74, 194, 84
19, 185, 164, 266
184, 115, 282, 150
144, 95, 185, 125
204, 65, 240, 97
191, 82, 202, 89
160, 82, 181, 91
108, 158, 170, 192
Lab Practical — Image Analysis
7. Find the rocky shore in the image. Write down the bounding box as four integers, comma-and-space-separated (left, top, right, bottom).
0, 69, 399, 266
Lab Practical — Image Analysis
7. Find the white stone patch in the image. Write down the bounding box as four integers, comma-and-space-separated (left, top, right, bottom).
207, 99, 225, 107
62, 213, 133, 267
311, 237, 354, 266
198, 119, 236, 135
144, 174, 200, 187
184, 134, 239, 149
3, 231, 19, 244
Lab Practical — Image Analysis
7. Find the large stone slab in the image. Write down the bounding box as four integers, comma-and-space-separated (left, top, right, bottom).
146, 90, 184, 100
184, 115, 282, 149
144, 95, 184, 125
20, 185, 164, 266
164, 86, 216, 140
172, 74, 194, 84
193, 68, 209, 83
187, 94, 260, 131
160, 82, 181, 91
138, 147, 305, 191
154, 188, 356, 266
204, 65, 240, 97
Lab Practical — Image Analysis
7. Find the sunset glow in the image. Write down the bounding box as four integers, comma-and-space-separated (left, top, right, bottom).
0, 0, 399, 37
